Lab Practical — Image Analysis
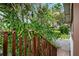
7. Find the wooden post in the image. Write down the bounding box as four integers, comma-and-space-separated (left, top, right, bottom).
3, 32, 8, 56
73, 3, 79, 56
12, 30, 16, 56
18, 36, 22, 56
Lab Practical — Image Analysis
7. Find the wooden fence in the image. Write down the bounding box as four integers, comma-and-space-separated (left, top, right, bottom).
2, 30, 57, 56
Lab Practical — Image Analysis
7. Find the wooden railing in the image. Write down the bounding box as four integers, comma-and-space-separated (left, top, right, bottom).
2, 30, 57, 56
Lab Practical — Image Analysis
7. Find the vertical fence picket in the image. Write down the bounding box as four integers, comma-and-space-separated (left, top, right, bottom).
40, 38, 43, 55
41, 38, 47, 56
51, 45, 54, 55
44, 39, 47, 56
43, 38, 47, 56
12, 31, 16, 56
48, 43, 52, 56
32, 35, 36, 56
32, 34, 39, 56
51, 45, 57, 56
28, 41, 31, 56
36, 36, 39, 56
50, 45, 53, 56
18, 36, 22, 56
49, 43, 52, 56
24, 35, 27, 56
47, 43, 49, 55
37, 39, 41, 56
31, 38, 33, 56
3, 32, 8, 56
45, 47, 48, 56
41, 39, 45, 55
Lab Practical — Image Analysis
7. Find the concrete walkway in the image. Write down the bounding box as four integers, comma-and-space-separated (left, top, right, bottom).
54, 35, 73, 56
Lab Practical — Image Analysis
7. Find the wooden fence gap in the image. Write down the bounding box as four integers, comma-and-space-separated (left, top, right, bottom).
18, 36, 22, 56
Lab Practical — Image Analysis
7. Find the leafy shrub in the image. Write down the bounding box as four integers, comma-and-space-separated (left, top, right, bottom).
59, 24, 69, 34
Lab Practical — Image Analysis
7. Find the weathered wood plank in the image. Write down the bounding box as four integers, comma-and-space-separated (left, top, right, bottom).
51, 45, 57, 56
32, 34, 39, 56
28, 41, 31, 56
3, 32, 8, 56
12, 30, 16, 56
24, 35, 27, 56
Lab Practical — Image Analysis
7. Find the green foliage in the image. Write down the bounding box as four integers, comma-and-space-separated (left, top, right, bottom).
59, 24, 70, 34
53, 30, 61, 39
60, 34, 70, 39
0, 3, 70, 40
53, 3, 62, 11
